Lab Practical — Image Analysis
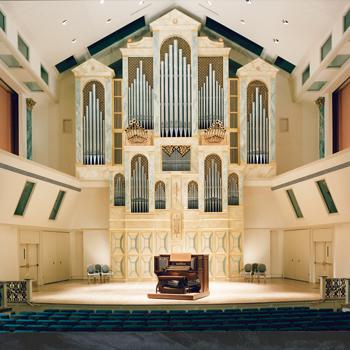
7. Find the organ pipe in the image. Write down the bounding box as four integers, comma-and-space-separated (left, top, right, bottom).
160, 39, 192, 137
199, 63, 224, 129
83, 83, 105, 165
247, 87, 269, 164
131, 157, 149, 213
205, 159, 222, 212
128, 61, 153, 129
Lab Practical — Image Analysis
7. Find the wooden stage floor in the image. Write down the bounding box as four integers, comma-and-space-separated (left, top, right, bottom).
32, 279, 321, 306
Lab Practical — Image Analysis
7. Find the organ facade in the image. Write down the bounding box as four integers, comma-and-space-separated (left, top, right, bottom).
72, 9, 278, 281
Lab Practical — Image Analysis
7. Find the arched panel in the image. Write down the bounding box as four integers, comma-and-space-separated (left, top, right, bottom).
228, 173, 239, 206
130, 154, 149, 213
188, 181, 198, 209
114, 174, 125, 206
204, 154, 222, 212
82, 80, 105, 165
160, 37, 192, 137
247, 80, 269, 164
155, 181, 166, 209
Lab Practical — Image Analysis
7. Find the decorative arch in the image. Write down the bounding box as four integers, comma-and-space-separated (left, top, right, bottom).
155, 181, 166, 209
130, 154, 149, 213
188, 181, 198, 209
160, 36, 192, 137
247, 80, 269, 164
82, 80, 105, 165
228, 173, 239, 206
204, 154, 222, 212
114, 174, 125, 206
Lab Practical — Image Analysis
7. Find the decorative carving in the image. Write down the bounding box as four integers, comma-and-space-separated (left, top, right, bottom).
6, 281, 28, 304
162, 145, 190, 157
172, 212, 183, 240
26, 98, 36, 111
325, 278, 346, 299
125, 120, 148, 144
204, 120, 226, 143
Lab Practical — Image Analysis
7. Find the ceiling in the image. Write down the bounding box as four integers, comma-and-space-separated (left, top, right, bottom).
1, 0, 349, 68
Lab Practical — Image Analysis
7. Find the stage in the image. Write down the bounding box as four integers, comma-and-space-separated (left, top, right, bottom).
31, 279, 321, 306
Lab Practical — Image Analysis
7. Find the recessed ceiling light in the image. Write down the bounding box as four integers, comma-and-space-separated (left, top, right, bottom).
282, 19, 289, 24
62, 19, 68, 26
72, 38, 77, 44
245, 0, 252, 4
273, 38, 280, 44
99, 0, 104, 4
207, 0, 212, 6
106, 18, 112, 23
240, 19, 246, 24
138, 0, 144, 5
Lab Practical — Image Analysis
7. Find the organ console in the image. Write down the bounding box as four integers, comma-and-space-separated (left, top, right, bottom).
147, 253, 209, 300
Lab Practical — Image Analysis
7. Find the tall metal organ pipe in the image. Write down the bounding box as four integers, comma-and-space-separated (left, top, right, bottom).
82, 83, 105, 165
247, 87, 269, 164
160, 39, 192, 137
205, 159, 222, 212
198, 63, 224, 129
128, 61, 153, 129
131, 157, 149, 213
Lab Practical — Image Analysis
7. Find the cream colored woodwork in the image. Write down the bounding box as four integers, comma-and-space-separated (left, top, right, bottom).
41, 231, 70, 284
283, 229, 310, 282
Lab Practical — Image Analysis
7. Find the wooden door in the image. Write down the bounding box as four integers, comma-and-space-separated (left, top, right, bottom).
19, 244, 39, 283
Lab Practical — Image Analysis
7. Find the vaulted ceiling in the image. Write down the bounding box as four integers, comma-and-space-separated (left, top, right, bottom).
1, 0, 349, 68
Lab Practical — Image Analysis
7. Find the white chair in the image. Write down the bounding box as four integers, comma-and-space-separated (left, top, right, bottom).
87, 264, 100, 283
101, 264, 113, 282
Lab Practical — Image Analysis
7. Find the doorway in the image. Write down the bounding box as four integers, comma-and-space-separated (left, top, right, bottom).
19, 244, 39, 285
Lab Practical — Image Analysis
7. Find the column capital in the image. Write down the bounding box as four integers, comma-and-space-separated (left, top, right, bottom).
26, 98, 36, 111
315, 96, 325, 107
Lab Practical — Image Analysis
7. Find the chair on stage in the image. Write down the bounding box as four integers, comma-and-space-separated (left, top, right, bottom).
87, 265, 100, 283
240, 264, 252, 281
254, 264, 267, 283
101, 265, 113, 282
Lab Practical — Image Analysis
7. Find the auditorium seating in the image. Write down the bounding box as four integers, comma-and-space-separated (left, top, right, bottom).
0, 306, 349, 332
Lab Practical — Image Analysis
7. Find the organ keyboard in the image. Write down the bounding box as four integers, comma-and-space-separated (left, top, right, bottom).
148, 253, 209, 300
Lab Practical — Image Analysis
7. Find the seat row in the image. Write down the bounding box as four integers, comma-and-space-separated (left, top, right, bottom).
240, 263, 267, 282
87, 264, 113, 283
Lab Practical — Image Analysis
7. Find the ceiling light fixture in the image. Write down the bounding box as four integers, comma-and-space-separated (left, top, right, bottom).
62, 19, 68, 26
240, 19, 245, 24
245, 0, 252, 4
282, 19, 289, 24
207, 0, 212, 6
100, 0, 104, 4
138, 0, 144, 5
106, 18, 112, 23
72, 38, 77, 44
273, 38, 280, 44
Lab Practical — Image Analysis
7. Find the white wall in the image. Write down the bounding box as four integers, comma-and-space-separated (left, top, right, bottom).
270, 230, 283, 277
70, 231, 83, 279
333, 223, 350, 278
244, 229, 271, 275
83, 230, 110, 270
0, 225, 19, 280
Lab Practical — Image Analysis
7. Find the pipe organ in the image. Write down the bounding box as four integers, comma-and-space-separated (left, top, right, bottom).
130, 155, 149, 213
204, 155, 222, 212
198, 62, 224, 129
128, 60, 153, 129
82, 82, 105, 165
160, 38, 192, 137
247, 81, 269, 164
72, 9, 280, 282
